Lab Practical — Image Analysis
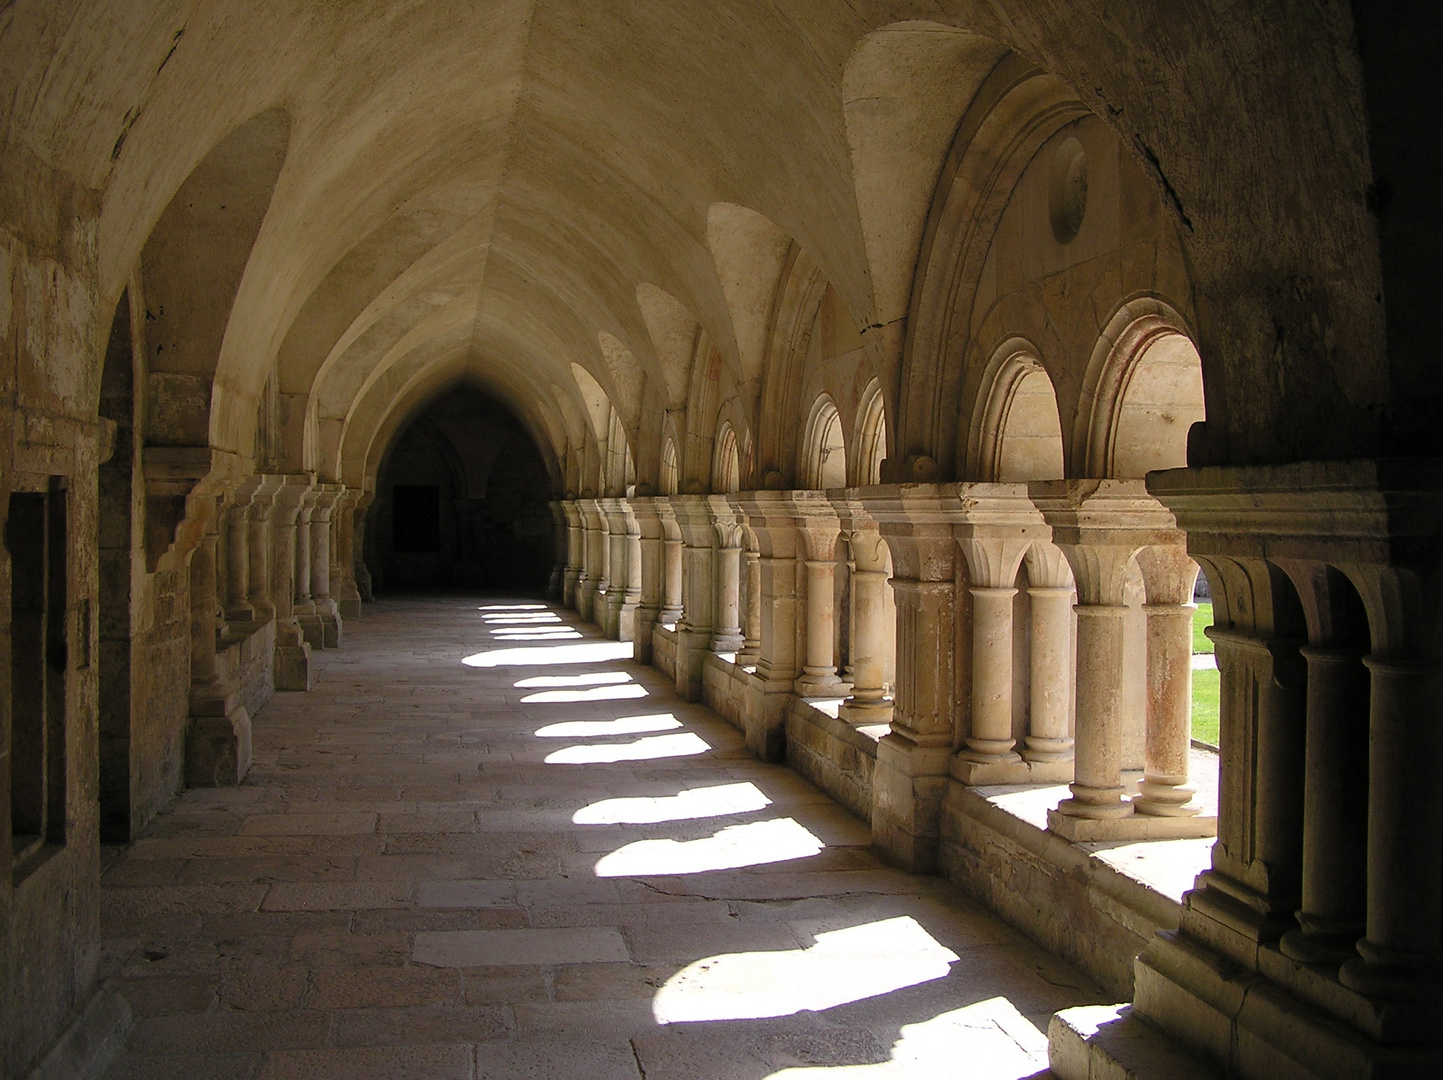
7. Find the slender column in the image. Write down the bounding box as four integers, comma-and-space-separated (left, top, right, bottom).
246, 480, 279, 623
1024, 585, 1074, 762
562, 502, 584, 608
1054, 600, 1132, 820
1279, 646, 1370, 963
738, 548, 762, 665
672, 495, 717, 701
620, 517, 642, 641
961, 585, 1021, 763
839, 567, 892, 721
547, 502, 567, 601
796, 558, 846, 695
1134, 601, 1204, 816
185, 514, 253, 786
223, 497, 253, 622
310, 486, 341, 648
333, 490, 365, 620
711, 538, 744, 652
189, 527, 223, 692
659, 536, 684, 624
603, 502, 628, 638
271, 478, 314, 691
1341, 659, 1443, 998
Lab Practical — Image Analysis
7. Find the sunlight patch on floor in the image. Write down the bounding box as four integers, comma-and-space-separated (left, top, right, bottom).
544, 731, 710, 764
478, 604, 549, 612
463, 641, 634, 667
537, 713, 680, 739
573, 780, 771, 824
516, 671, 633, 688
521, 682, 648, 703
653, 916, 957, 1024
595, 816, 822, 877
763, 997, 1048, 1079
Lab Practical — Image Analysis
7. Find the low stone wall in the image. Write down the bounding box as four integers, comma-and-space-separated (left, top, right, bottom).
218, 618, 277, 722
651, 624, 677, 682
785, 701, 876, 826
701, 653, 752, 734
938, 781, 1181, 998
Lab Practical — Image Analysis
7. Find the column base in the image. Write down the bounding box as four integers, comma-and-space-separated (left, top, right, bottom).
1048, 805, 1217, 842
1135, 777, 1205, 817
316, 599, 341, 648
338, 584, 363, 619
870, 733, 951, 873
185, 705, 252, 786
795, 673, 850, 698
838, 697, 893, 724
952, 754, 1073, 785
710, 630, 745, 653
617, 597, 641, 642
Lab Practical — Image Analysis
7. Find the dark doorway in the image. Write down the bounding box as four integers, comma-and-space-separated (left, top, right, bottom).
368, 385, 553, 592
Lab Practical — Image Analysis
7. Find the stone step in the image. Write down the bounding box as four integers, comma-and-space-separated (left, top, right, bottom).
1049, 1004, 1224, 1080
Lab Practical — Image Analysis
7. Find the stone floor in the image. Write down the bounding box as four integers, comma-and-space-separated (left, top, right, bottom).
98, 596, 1107, 1080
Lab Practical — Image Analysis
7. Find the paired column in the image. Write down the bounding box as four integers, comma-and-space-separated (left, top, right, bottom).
794, 514, 847, 696
839, 529, 892, 723
271, 477, 315, 691
222, 490, 254, 624
1134, 544, 1205, 818
246, 476, 282, 623
709, 499, 745, 654
561, 501, 584, 608
1023, 543, 1075, 770
185, 505, 252, 786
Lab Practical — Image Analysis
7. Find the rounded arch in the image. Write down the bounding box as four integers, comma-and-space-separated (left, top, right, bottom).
802, 394, 847, 490
712, 421, 741, 494
1077, 298, 1205, 479
966, 339, 1065, 482
854, 379, 888, 486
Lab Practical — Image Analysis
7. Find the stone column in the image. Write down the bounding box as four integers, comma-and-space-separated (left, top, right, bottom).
246, 475, 282, 623
547, 501, 567, 601
1279, 645, 1369, 963
577, 499, 607, 625
671, 495, 716, 701
793, 493, 847, 696
1023, 543, 1074, 773
602, 498, 628, 638
309, 483, 341, 648
185, 509, 252, 786
333, 489, 366, 620
272, 477, 315, 691
738, 546, 762, 666
1034, 480, 1209, 841
865, 485, 959, 873
222, 491, 254, 623
629, 497, 664, 661
620, 505, 643, 643
733, 492, 802, 761
659, 530, 684, 625
951, 488, 1048, 785
293, 487, 319, 645
561, 500, 584, 608
709, 529, 745, 653
1134, 544, 1205, 818
839, 529, 892, 722
1342, 657, 1443, 1000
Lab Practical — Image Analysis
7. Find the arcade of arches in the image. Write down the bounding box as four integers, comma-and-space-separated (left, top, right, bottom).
1, 4, 1439, 1079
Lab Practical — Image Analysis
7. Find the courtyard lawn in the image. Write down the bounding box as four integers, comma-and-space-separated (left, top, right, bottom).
1192, 600, 1218, 746
1193, 601, 1213, 653
1192, 666, 1220, 747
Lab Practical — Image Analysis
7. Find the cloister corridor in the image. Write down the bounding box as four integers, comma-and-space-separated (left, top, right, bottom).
96, 597, 1107, 1080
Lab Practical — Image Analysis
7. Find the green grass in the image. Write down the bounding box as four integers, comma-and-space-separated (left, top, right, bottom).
1192, 600, 1218, 747
1192, 667, 1220, 747
1193, 601, 1213, 653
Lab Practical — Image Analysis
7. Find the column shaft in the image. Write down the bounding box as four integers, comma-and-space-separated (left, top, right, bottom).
1135, 602, 1203, 816
962, 586, 1020, 762
1025, 585, 1073, 761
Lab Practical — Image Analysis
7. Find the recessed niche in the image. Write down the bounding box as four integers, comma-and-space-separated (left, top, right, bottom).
1049, 136, 1089, 244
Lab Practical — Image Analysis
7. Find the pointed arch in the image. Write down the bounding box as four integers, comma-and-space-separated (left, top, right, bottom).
802, 394, 847, 490
1077, 298, 1205, 479
967, 339, 1065, 482
854, 379, 889, 486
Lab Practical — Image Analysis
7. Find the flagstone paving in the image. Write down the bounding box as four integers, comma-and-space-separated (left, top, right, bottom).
98, 595, 1106, 1080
